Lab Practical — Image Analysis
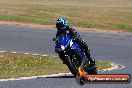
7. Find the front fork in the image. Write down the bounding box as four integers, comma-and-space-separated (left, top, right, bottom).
69, 50, 89, 76
78, 56, 89, 76
58, 50, 89, 76
57, 50, 69, 64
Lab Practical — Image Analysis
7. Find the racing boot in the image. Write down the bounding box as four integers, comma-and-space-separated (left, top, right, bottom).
85, 50, 95, 67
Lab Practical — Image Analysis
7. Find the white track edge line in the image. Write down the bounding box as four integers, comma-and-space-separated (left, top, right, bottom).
0, 63, 124, 82
0, 51, 125, 82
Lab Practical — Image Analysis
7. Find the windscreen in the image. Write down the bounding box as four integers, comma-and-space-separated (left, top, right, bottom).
56, 34, 65, 44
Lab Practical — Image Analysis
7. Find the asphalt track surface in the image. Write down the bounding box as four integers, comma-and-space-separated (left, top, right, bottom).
0, 24, 132, 88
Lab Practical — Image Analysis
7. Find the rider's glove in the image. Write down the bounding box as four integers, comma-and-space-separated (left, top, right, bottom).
73, 35, 80, 41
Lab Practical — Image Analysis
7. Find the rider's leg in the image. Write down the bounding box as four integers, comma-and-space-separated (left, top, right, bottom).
75, 38, 95, 66
85, 50, 95, 66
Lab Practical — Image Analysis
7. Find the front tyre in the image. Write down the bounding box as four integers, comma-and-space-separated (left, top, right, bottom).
64, 55, 81, 77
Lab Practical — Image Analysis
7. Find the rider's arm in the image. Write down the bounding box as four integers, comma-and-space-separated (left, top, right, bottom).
56, 31, 60, 37
66, 26, 79, 39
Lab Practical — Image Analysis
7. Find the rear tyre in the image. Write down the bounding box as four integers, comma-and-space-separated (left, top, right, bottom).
86, 65, 97, 75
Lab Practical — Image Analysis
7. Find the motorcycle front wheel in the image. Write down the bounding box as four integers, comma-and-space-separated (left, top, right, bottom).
64, 54, 81, 77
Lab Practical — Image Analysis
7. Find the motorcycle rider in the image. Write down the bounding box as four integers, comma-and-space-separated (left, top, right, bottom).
55, 18, 95, 72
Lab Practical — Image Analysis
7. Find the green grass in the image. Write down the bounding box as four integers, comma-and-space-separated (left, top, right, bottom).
96, 61, 112, 70
0, 0, 132, 32
0, 52, 112, 79
0, 52, 69, 79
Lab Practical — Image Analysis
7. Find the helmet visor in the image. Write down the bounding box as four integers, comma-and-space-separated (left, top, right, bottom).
56, 22, 65, 29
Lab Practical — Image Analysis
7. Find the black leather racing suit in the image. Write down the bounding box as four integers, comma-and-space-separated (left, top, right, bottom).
56, 25, 95, 69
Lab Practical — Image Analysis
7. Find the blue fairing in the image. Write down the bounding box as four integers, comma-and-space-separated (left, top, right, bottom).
55, 34, 71, 49
71, 42, 85, 57
55, 34, 85, 57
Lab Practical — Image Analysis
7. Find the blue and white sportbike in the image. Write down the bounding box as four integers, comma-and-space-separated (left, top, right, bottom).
53, 33, 97, 77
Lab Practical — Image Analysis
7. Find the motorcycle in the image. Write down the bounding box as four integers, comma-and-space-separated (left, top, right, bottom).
53, 33, 97, 77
